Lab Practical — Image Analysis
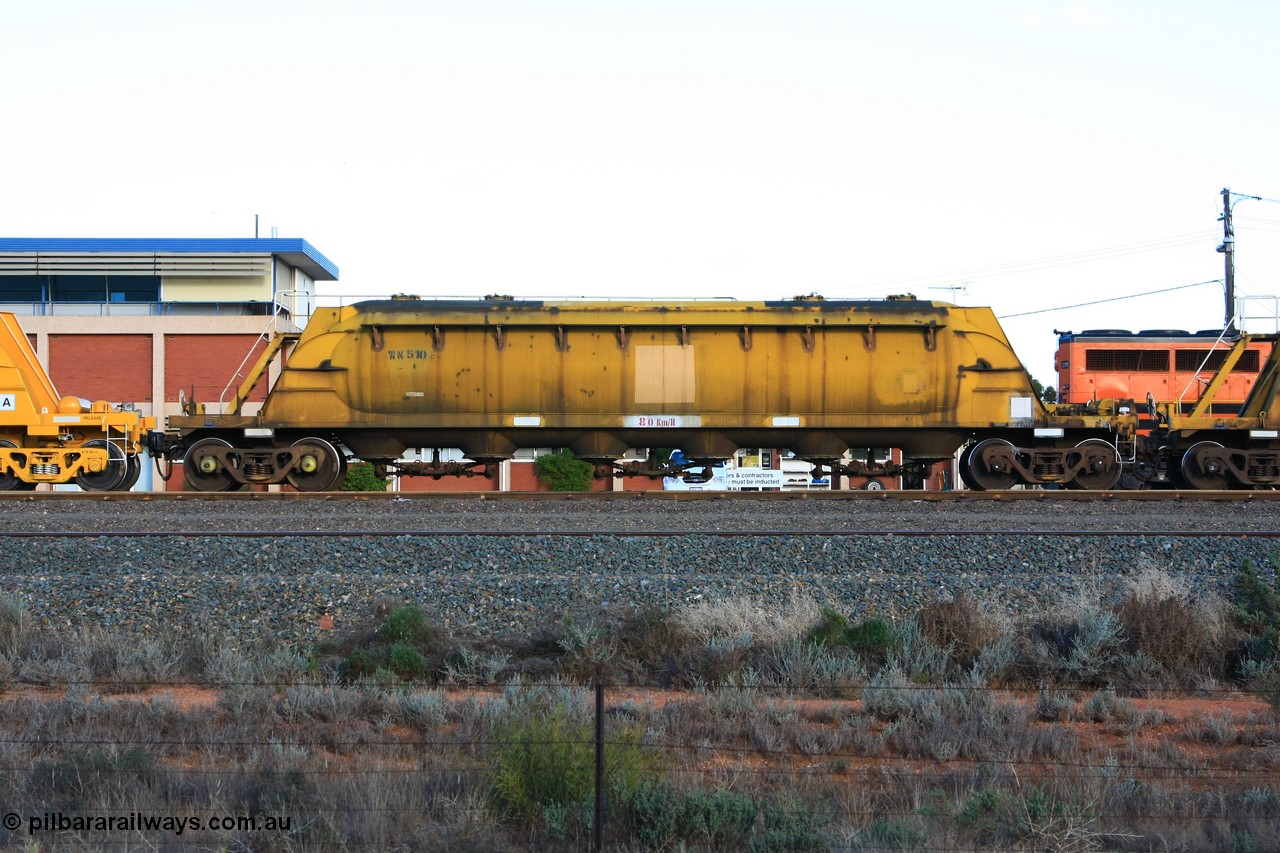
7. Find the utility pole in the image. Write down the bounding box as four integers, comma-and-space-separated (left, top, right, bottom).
1218, 187, 1263, 335
1218, 188, 1237, 334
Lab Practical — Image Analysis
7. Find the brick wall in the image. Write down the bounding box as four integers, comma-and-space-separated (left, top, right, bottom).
508, 460, 611, 492
165, 335, 269, 404
397, 472, 500, 492
48, 334, 153, 403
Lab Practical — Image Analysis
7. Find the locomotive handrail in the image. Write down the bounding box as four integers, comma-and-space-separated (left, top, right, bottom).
1183, 332, 1248, 418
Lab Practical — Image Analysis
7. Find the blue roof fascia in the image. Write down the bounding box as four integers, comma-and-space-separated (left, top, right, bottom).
0, 238, 339, 281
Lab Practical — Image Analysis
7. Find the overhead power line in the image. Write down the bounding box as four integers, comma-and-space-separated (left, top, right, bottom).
997, 279, 1221, 319
861, 230, 1214, 291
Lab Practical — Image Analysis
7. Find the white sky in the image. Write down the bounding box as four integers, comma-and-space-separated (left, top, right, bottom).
3, 0, 1279, 381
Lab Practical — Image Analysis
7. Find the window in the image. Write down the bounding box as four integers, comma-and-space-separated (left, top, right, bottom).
106, 276, 161, 303
1084, 349, 1170, 372
0, 276, 44, 302
0, 275, 160, 304
50, 275, 107, 302
1175, 349, 1261, 373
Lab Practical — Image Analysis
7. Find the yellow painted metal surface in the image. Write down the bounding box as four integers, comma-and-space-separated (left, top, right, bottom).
0, 312, 154, 487
198, 296, 1054, 461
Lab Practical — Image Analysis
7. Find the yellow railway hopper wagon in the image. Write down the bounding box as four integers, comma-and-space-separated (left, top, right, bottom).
0, 312, 154, 491
161, 295, 1133, 491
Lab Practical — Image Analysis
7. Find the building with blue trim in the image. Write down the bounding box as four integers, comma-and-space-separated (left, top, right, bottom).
0, 237, 339, 489
0, 238, 337, 315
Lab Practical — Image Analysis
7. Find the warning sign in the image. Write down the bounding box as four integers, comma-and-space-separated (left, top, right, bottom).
723, 469, 785, 489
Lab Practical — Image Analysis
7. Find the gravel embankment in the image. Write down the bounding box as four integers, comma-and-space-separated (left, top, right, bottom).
0, 495, 1277, 644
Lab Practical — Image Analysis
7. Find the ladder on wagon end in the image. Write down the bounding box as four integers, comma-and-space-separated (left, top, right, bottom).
217, 292, 308, 416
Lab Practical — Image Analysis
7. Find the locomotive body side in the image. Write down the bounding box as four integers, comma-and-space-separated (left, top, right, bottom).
1055, 329, 1270, 416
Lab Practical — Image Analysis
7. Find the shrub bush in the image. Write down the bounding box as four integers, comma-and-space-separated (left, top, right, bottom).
845, 614, 897, 658
806, 608, 851, 648
378, 605, 439, 646
339, 604, 445, 683
918, 591, 1000, 670
341, 461, 388, 491
534, 449, 594, 491
385, 643, 429, 680
684, 787, 759, 849
1117, 582, 1215, 675
487, 703, 652, 826
751, 798, 829, 852
1234, 558, 1280, 664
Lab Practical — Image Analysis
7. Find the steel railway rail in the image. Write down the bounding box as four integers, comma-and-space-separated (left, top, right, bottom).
2, 489, 1280, 502
2, 528, 1278, 538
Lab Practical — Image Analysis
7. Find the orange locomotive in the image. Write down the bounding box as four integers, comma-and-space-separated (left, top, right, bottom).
1055, 328, 1270, 420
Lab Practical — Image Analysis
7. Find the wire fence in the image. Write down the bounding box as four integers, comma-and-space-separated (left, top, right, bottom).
0, 675, 1275, 851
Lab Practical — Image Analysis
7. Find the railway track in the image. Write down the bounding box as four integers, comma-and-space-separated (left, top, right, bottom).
3, 488, 1278, 536
1, 528, 1278, 538
2, 488, 1279, 501
1, 489, 1276, 643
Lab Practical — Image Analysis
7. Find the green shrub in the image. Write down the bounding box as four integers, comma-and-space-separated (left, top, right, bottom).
621, 781, 804, 851
1234, 558, 1280, 664
341, 647, 378, 680
385, 643, 429, 680
806, 608, 852, 648
337, 605, 443, 683
865, 816, 926, 849
341, 461, 388, 491
751, 798, 828, 852
378, 605, 437, 646
685, 787, 759, 849
846, 614, 897, 656
487, 704, 652, 825
534, 449, 594, 491
956, 787, 1003, 833
619, 778, 684, 850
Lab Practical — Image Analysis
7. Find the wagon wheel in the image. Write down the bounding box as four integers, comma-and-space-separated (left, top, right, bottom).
1180, 441, 1233, 490
1067, 438, 1122, 490
116, 454, 143, 491
0, 439, 36, 491
74, 439, 128, 492
183, 437, 240, 492
957, 443, 978, 490
287, 437, 346, 492
963, 438, 1019, 491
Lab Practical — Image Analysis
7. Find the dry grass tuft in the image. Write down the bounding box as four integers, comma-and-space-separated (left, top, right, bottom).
917, 591, 1002, 670
669, 595, 821, 647
1117, 569, 1224, 677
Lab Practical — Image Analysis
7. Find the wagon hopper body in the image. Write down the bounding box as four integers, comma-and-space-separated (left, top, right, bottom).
0, 312, 154, 491
162, 296, 1134, 492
